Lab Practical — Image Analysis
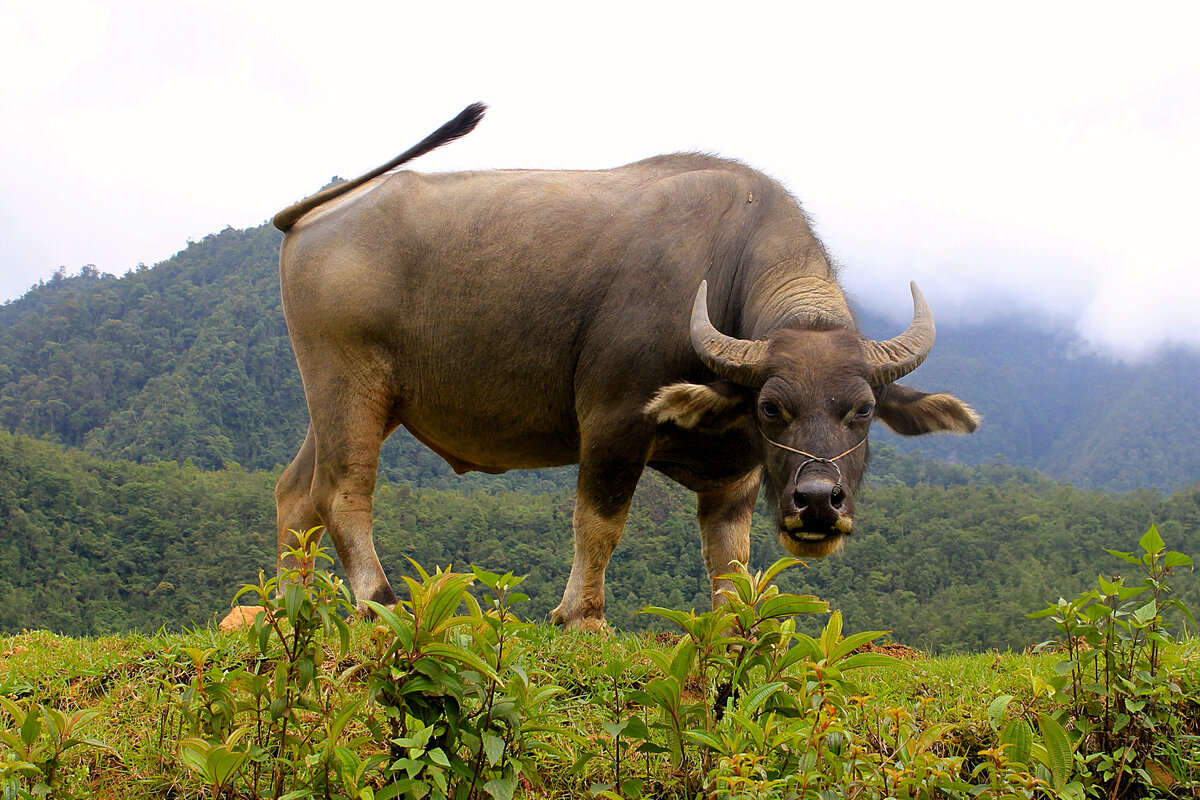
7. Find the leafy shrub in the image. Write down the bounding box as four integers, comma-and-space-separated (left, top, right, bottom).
1030, 524, 1198, 798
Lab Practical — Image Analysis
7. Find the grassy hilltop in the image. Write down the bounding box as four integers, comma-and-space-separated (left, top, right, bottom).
3, 530, 1198, 799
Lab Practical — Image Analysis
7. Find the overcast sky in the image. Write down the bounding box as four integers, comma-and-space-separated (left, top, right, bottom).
2, 0, 1198, 359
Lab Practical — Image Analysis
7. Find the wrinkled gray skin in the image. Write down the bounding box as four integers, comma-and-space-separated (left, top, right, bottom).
273, 105, 979, 630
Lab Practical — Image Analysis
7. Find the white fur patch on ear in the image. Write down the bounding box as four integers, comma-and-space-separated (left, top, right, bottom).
880, 391, 981, 436
918, 393, 981, 434
645, 382, 743, 429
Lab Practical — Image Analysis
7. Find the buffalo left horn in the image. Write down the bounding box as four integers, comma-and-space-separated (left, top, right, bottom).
863, 282, 936, 386
689, 280, 770, 387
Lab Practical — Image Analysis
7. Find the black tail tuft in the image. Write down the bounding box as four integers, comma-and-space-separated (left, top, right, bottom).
273, 102, 489, 232
401, 102, 487, 164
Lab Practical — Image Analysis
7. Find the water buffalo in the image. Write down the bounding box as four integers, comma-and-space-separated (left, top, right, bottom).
272, 103, 978, 630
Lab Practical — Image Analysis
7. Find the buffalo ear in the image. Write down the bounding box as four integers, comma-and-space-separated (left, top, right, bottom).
875, 382, 980, 436
644, 381, 749, 431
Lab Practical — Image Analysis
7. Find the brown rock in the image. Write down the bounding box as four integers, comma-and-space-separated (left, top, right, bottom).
219, 605, 267, 632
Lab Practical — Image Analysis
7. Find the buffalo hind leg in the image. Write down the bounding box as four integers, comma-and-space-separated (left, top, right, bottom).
551, 455, 644, 632
697, 468, 761, 608
275, 425, 325, 574
303, 368, 398, 610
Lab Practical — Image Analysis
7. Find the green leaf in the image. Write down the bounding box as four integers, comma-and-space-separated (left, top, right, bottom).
1104, 549, 1141, 566
620, 777, 645, 799
1000, 718, 1033, 767
1061, 781, 1087, 800
1037, 712, 1073, 791
362, 600, 415, 652
0, 696, 27, 728
667, 639, 697, 685
1026, 604, 1062, 619
1163, 551, 1193, 568
758, 556, 804, 588
472, 565, 500, 588
427, 746, 451, 768
19, 703, 41, 748
622, 716, 651, 742
483, 775, 516, 800
779, 635, 823, 670
425, 574, 474, 633
601, 720, 631, 739
256, 618, 272, 655
283, 582, 304, 624
269, 696, 289, 721
758, 593, 829, 620
838, 652, 899, 671
827, 629, 890, 663
987, 695, 1014, 731
333, 614, 351, 655
179, 738, 211, 778
637, 606, 693, 630
914, 722, 955, 754
1132, 600, 1157, 625
482, 731, 505, 766
1139, 525, 1164, 557
682, 730, 724, 751
296, 656, 316, 689
327, 698, 365, 744
373, 782, 402, 800
421, 642, 499, 681
210, 748, 250, 786
568, 750, 597, 774
819, 610, 845, 657
740, 681, 787, 716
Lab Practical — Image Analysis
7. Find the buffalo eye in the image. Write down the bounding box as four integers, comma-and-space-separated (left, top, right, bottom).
854, 401, 875, 421
759, 400, 781, 420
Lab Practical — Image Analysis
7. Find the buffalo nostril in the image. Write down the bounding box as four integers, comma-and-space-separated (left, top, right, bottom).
790, 477, 850, 535
794, 480, 836, 512
792, 488, 814, 512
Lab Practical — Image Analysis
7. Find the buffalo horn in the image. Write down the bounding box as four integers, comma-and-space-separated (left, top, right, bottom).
863, 282, 936, 385
689, 281, 770, 387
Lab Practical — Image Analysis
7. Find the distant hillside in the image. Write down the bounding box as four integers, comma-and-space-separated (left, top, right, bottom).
857, 309, 1200, 492
2, 221, 1198, 491
3, 428, 1197, 650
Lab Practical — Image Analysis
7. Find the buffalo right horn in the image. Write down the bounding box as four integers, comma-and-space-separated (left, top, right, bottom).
863, 281, 936, 385
689, 281, 770, 387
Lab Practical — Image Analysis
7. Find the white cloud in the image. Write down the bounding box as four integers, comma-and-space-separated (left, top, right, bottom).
0, 0, 109, 107
2, 0, 1198, 360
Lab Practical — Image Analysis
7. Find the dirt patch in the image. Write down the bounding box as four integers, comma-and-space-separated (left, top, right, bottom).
852, 641, 926, 660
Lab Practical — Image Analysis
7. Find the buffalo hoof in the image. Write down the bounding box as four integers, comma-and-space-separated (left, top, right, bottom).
570, 616, 610, 635
549, 605, 608, 634
353, 585, 400, 620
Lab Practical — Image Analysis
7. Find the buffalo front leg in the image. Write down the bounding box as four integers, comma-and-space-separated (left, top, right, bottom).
551, 457, 643, 632
697, 468, 761, 609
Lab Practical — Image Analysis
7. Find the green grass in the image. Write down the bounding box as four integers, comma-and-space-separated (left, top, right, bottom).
3, 622, 1197, 799
3, 533, 1199, 799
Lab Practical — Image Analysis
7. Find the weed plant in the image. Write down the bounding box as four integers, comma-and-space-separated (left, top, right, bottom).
1029, 524, 1199, 797
1, 525, 1197, 798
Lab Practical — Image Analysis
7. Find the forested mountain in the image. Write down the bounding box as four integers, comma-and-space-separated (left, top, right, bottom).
862, 314, 1200, 493
2, 221, 1197, 491
2, 222, 1199, 649
2, 429, 1197, 651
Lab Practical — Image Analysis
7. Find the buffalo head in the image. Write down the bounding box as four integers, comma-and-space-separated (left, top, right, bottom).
652, 281, 979, 559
